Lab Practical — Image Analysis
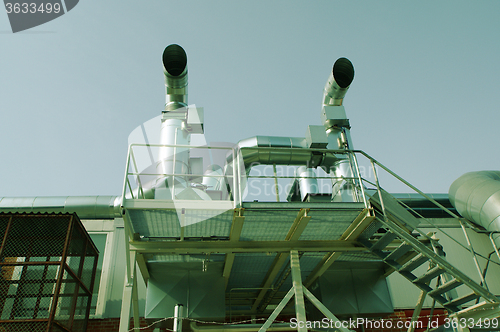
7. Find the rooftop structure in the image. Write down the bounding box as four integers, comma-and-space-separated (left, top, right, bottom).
1, 44, 500, 332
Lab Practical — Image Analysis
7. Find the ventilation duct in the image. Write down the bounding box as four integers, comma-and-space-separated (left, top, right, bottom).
163, 44, 188, 112
322, 57, 355, 107
449, 171, 500, 233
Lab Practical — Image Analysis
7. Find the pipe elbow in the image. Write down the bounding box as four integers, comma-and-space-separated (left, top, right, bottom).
322, 57, 355, 106
163, 44, 188, 111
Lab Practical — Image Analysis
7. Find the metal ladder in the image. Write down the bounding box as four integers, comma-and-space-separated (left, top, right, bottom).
357, 190, 499, 314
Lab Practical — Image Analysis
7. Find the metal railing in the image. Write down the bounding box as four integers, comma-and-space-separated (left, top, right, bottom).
120, 144, 500, 276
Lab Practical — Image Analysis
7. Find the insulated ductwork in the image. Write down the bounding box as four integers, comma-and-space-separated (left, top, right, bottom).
163, 44, 188, 112
228, 136, 338, 171
0, 196, 122, 219
156, 45, 191, 198
321, 58, 357, 202
322, 57, 355, 107
449, 171, 500, 232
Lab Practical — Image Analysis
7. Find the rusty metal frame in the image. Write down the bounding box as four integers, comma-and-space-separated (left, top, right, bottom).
0, 213, 99, 332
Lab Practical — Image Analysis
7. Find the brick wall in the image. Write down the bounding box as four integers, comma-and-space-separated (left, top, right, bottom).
87, 309, 449, 332
86, 317, 169, 332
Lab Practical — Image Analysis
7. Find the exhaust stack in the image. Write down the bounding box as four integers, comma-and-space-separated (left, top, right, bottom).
163, 44, 188, 112
321, 57, 356, 202
156, 44, 191, 199
322, 57, 355, 107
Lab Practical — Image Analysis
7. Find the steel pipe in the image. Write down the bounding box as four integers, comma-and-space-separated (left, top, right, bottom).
0, 196, 122, 219
163, 44, 188, 112
228, 136, 338, 171
322, 57, 355, 107
449, 171, 500, 232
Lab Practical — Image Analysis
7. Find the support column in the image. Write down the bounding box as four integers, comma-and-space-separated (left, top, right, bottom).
119, 229, 138, 332
118, 272, 134, 332
408, 289, 426, 332
290, 250, 307, 332
258, 288, 294, 332
132, 268, 140, 330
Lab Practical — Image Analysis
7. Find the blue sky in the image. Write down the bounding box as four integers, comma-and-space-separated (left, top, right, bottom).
1, 1, 499, 197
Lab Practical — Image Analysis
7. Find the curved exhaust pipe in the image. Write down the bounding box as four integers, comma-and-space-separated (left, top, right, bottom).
322, 57, 355, 106
163, 44, 188, 112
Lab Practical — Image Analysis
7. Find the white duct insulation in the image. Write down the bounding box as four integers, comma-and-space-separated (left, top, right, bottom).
0, 196, 122, 219
449, 171, 500, 248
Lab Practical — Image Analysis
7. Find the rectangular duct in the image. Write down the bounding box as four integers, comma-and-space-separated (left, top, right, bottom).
309, 262, 393, 317
145, 262, 225, 319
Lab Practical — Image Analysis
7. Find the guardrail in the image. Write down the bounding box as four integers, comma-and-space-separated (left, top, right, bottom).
121, 143, 500, 287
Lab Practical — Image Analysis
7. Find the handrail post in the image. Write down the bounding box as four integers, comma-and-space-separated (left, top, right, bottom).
369, 159, 389, 222
121, 144, 133, 208
350, 150, 368, 208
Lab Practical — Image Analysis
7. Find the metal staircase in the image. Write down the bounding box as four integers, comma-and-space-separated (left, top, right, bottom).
357, 190, 500, 314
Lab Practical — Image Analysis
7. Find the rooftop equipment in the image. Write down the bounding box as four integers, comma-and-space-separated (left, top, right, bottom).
3, 44, 500, 332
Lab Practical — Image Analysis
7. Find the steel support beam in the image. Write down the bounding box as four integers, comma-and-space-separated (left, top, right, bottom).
120, 210, 139, 332
119, 250, 138, 332
408, 288, 427, 332
290, 250, 307, 332
223, 210, 245, 289
302, 287, 350, 332
136, 253, 150, 285
130, 239, 362, 254
258, 288, 294, 332
251, 209, 311, 312
304, 208, 374, 287
132, 269, 140, 330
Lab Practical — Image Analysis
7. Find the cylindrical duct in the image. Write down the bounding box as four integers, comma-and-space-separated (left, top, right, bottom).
157, 44, 191, 198
156, 119, 190, 197
322, 58, 356, 202
322, 57, 355, 107
173, 304, 184, 332
296, 166, 318, 201
331, 159, 355, 202
449, 171, 500, 232
0, 196, 121, 219
163, 44, 188, 112
202, 164, 225, 191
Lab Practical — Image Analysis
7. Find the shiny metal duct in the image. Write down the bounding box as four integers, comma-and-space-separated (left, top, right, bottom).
0, 196, 122, 219
449, 171, 500, 255
449, 171, 500, 232
202, 164, 225, 191
322, 58, 356, 202
157, 45, 191, 198
163, 44, 188, 112
296, 166, 318, 201
230, 136, 337, 170
322, 57, 355, 107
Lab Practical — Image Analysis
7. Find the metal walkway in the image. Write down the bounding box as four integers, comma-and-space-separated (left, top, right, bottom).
117, 146, 500, 332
